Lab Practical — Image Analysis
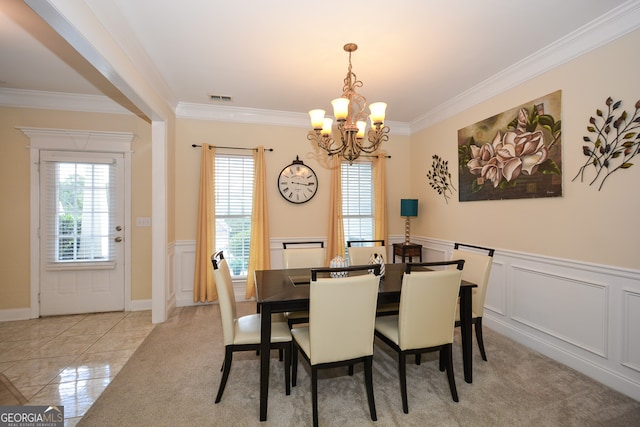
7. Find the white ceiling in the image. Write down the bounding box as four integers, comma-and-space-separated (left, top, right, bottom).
1, 0, 638, 127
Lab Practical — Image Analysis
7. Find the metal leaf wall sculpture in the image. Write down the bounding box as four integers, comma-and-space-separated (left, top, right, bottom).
573, 97, 640, 190
427, 154, 456, 203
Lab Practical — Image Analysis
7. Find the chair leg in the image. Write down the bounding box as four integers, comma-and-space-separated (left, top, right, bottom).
439, 348, 445, 372
292, 342, 298, 387
399, 352, 409, 414
279, 348, 283, 361
348, 364, 354, 376
284, 343, 291, 395
364, 356, 377, 421
215, 347, 233, 403
415, 353, 421, 365
475, 317, 487, 361
443, 344, 459, 402
312, 367, 319, 427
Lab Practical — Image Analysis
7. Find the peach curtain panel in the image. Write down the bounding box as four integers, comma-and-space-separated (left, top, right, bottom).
373, 155, 388, 244
246, 147, 271, 298
193, 145, 217, 302
326, 155, 345, 263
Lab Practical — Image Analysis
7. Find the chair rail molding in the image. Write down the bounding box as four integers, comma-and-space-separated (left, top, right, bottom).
417, 236, 640, 402
170, 236, 640, 401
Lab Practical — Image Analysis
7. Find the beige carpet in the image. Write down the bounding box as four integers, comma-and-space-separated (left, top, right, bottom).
0, 373, 27, 406
79, 303, 640, 426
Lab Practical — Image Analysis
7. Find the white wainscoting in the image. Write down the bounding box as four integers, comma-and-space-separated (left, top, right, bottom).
172, 237, 640, 400
173, 240, 251, 307
418, 237, 640, 401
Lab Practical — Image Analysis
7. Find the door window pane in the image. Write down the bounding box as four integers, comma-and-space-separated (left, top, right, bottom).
43, 161, 116, 264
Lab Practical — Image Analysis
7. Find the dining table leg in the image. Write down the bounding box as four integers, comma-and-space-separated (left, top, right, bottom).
459, 286, 473, 383
259, 303, 271, 421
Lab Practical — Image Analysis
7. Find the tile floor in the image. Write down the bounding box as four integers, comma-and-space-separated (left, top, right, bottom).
0, 310, 154, 426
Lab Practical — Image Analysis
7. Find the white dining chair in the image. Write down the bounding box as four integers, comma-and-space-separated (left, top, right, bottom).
374, 260, 464, 413
282, 241, 326, 269
291, 264, 381, 427
452, 242, 495, 361
281, 241, 326, 327
211, 251, 292, 403
347, 239, 387, 266
347, 240, 398, 316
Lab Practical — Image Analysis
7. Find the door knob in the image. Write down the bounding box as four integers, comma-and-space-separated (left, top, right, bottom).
116, 226, 123, 231
114, 236, 123, 242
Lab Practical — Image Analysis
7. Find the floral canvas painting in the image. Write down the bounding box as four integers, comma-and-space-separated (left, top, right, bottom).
458, 90, 562, 201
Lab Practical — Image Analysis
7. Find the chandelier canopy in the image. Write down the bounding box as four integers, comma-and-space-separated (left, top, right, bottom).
307, 43, 389, 164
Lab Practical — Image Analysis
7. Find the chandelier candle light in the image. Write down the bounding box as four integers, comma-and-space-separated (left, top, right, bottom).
308, 43, 390, 164
400, 199, 418, 245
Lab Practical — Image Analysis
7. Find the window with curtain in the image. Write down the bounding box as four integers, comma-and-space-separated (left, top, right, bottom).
342, 161, 374, 244
215, 154, 254, 276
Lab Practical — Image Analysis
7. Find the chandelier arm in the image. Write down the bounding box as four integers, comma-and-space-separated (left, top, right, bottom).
307, 131, 344, 156
359, 125, 390, 153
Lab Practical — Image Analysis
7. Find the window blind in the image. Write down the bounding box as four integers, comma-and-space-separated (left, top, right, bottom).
342, 161, 374, 242
214, 154, 254, 276
41, 158, 117, 266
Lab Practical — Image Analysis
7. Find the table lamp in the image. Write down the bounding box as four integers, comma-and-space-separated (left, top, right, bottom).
400, 199, 418, 245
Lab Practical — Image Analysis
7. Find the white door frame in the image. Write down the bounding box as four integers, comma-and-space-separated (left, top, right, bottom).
21, 127, 133, 319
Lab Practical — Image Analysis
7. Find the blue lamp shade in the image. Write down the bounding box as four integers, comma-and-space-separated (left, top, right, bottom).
400, 199, 418, 217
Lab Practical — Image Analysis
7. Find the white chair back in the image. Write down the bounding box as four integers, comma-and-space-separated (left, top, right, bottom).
309, 273, 380, 365
348, 246, 387, 266
452, 249, 493, 317
398, 269, 462, 350
212, 257, 237, 346
283, 247, 326, 269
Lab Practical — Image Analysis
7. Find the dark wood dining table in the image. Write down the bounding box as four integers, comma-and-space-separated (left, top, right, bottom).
254, 262, 477, 422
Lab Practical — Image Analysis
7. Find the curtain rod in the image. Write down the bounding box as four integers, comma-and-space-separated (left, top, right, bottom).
330, 154, 391, 159
191, 144, 273, 152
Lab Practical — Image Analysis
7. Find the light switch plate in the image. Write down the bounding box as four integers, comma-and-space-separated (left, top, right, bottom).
136, 217, 152, 227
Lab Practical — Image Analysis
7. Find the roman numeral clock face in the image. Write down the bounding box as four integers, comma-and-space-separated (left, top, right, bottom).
278, 157, 318, 204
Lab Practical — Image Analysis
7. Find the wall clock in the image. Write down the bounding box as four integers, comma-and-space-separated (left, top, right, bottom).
278, 156, 318, 204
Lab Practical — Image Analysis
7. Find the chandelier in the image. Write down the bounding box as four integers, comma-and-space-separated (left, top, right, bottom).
307, 43, 390, 164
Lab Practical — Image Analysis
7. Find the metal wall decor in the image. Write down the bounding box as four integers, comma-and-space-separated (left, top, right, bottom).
573, 97, 640, 190
457, 90, 562, 201
426, 154, 456, 204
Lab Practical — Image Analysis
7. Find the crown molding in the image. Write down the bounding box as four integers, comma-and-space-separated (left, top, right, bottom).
409, 0, 640, 133
0, 88, 129, 114
175, 102, 411, 136
2, 0, 638, 136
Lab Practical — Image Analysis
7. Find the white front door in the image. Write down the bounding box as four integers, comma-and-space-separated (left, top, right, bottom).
39, 150, 125, 316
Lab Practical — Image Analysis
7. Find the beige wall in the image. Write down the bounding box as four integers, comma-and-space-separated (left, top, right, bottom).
0, 107, 153, 309
175, 119, 411, 243
409, 29, 640, 269
2, 28, 638, 312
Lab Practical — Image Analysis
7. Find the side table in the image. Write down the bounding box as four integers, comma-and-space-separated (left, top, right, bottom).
392, 243, 423, 263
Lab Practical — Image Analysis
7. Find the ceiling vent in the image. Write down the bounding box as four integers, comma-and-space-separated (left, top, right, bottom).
209, 94, 232, 102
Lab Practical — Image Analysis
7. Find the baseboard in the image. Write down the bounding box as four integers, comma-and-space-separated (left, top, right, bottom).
485, 315, 640, 401
0, 300, 152, 321
130, 299, 152, 311
0, 308, 32, 322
